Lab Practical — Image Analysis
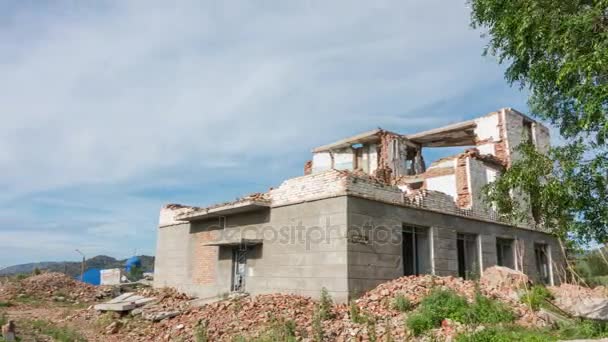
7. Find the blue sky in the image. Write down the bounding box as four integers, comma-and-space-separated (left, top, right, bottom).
0, 1, 534, 267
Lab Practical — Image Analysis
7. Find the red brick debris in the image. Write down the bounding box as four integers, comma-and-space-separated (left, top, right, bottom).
75, 270, 557, 341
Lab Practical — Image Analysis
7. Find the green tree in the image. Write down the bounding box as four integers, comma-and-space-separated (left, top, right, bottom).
470, 0, 608, 243
128, 266, 144, 281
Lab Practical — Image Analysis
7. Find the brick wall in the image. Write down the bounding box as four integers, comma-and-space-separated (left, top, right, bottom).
455, 155, 471, 208
191, 230, 218, 285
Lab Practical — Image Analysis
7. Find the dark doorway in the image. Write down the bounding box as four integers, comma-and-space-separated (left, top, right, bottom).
457, 233, 479, 279
402, 225, 430, 276
534, 243, 551, 284
496, 238, 515, 269
231, 247, 248, 292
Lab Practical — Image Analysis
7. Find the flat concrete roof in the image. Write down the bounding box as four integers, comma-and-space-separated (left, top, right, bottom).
312, 129, 382, 152
175, 200, 270, 221
406, 120, 477, 147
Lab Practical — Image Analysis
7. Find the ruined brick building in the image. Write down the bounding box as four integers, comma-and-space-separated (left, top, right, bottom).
154, 108, 564, 302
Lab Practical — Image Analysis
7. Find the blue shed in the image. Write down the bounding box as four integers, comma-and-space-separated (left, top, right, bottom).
78, 268, 101, 285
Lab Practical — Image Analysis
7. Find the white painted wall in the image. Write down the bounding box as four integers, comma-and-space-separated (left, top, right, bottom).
312, 152, 332, 173
474, 112, 500, 142
426, 174, 457, 200
333, 149, 354, 170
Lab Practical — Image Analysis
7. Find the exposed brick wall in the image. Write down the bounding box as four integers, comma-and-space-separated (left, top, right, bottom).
455, 155, 471, 208
191, 230, 218, 285
494, 109, 510, 166
423, 167, 455, 178
303, 160, 312, 175
270, 170, 347, 207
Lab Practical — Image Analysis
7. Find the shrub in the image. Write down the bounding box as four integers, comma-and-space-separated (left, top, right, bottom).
521, 285, 553, 311
456, 325, 554, 342
468, 292, 515, 324
405, 289, 514, 336
391, 294, 412, 312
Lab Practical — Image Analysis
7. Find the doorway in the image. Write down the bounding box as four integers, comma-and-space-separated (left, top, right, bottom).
457, 233, 479, 279
496, 238, 515, 269
231, 247, 248, 292
402, 225, 430, 276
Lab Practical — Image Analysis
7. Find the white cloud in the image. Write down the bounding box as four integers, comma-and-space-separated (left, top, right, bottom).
0, 1, 529, 264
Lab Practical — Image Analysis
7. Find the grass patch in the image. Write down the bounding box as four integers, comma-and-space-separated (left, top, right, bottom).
391, 294, 412, 312
405, 289, 514, 336
456, 325, 554, 342
556, 319, 608, 340
253, 318, 297, 342
30, 319, 87, 342
521, 285, 552, 311
0, 301, 13, 307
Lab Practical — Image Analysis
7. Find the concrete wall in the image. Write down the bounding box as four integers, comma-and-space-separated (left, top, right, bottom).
346, 196, 565, 296
154, 197, 350, 302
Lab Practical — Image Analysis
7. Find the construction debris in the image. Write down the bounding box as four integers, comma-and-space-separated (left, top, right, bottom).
94, 292, 157, 312
1, 272, 103, 303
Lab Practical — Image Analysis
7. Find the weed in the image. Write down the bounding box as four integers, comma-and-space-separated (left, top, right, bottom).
521, 285, 553, 311
366, 315, 377, 342
385, 318, 394, 342
194, 320, 209, 342
0, 312, 7, 326
312, 310, 324, 342
0, 301, 13, 308
255, 317, 297, 342
391, 294, 412, 312
349, 301, 364, 324
318, 287, 334, 320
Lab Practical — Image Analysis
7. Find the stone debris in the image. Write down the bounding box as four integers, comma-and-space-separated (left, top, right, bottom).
1, 272, 104, 303
480, 266, 529, 299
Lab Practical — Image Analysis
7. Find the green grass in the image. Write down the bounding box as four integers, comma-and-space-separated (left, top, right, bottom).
520, 285, 553, 311
405, 289, 514, 336
30, 320, 87, 342
391, 294, 412, 312
456, 320, 608, 342
456, 325, 555, 342
0, 301, 13, 307
556, 319, 608, 340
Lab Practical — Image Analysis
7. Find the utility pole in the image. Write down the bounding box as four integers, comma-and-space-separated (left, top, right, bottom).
75, 249, 85, 281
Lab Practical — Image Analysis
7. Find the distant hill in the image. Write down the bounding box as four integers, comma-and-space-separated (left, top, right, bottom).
0, 255, 154, 278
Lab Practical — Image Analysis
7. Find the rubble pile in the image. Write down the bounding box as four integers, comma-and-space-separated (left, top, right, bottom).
0, 272, 101, 302
95, 271, 555, 341
355, 272, 545, 327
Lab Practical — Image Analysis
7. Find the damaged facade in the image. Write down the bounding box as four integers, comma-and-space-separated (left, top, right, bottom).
154, 108, 562, 302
